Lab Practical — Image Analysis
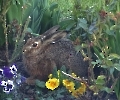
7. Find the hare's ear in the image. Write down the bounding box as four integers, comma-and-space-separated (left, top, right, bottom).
43, 25, 60, 36
43, 31, 67, 44
39, 25, 60, 40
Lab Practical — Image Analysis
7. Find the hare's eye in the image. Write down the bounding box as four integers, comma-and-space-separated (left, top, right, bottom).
32, 42, 38, 47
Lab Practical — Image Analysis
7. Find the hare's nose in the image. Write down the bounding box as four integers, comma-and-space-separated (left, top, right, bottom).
23, 49, 26, 53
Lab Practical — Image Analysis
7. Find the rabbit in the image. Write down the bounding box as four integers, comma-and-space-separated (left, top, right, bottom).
22, 25, 88, 84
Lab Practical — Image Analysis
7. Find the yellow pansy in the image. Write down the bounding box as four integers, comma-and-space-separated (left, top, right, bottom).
72, 83, 86, 98
46, 78, 59, 90
72, 89, 80, 98
63, 79, 75, 92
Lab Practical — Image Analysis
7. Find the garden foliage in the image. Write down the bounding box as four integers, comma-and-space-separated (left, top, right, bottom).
0, 0, 120, 100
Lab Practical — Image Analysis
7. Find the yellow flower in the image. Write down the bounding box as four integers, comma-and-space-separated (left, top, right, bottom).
63, 79, 75, 92
46, 78, 59, 90
72, 83, 86, 98
79, 83, 86, 93
72, 89, 80, 98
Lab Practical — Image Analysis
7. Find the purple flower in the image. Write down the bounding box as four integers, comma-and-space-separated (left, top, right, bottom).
0, 80, 2, 85
0, 69, 3, 78
3, 67, 14, 79
10, 65, 17, 74
1, 80, 14, 93
0, 65, 26, 93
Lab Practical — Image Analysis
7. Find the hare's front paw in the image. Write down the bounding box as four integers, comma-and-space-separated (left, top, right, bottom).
25, 77, 35, 85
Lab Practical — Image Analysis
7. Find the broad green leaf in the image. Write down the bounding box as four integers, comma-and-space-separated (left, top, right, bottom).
95, 79, 105, 85
76, 18, 88, 30
35, 80, 45, 88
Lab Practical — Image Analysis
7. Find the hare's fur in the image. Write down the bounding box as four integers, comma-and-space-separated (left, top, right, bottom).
23, 26, 88, 84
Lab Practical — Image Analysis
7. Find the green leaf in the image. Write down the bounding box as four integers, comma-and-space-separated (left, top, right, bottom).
52, 66, 58, 78
60, 65, 66, 72
114, 63, 120, 71
35, 80, 45, 88
6, 98, 12, 100
79, 18, 87, 24
97, 75, 106, 80
114, 79, 120, 99
7, 2, 23, 24
56, 93, 64, 98
101, 87, 112, 93
95, 79, 105, 85
109, 67, 114, 75
91, 60, 102, 65
101, 65, 108, 68
24, 98, 29, 100
108, 53, 120, 59
75, 45, 81, 53
26, 28, 33, 33
104, 59, 113, 66
99, 53, 104, 58
65, 21, 76, 31
50, 2, 58, 11
110, 25, 117, 30
76, 18, 88, 30
91, 61, 98, 65
60, 19, 75, 29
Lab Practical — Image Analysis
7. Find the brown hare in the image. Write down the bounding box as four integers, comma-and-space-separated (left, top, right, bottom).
22, 25, 88, 84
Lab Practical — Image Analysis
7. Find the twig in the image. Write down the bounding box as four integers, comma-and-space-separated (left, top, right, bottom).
0, 59, 5, 62
9, 16, 31, 63
110, 72, 120, 91
62, 71, 89, 88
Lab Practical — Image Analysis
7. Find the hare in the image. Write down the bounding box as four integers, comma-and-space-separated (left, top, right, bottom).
22, 25, 88, 84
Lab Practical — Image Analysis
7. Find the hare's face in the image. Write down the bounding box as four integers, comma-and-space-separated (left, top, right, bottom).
22, 37, 42, 58
23, 25, 67, 58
